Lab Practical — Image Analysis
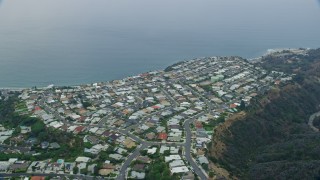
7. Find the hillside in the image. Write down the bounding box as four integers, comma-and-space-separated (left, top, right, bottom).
209, 48, 320, 179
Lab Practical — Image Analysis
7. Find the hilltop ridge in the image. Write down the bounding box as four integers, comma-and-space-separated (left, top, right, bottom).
209, 48, 320, 179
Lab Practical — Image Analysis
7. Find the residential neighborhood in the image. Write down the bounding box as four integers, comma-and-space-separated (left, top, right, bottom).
0, 53, 295, 179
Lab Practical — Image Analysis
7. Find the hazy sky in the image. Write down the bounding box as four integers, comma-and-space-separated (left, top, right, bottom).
0, 0, 319, 87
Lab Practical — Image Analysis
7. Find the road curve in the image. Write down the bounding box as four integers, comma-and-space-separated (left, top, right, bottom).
116, 143, 149, 180
184, 112, 208, 180
308, 111, 320, 132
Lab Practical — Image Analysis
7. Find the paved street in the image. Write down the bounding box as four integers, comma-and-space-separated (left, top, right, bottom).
184, 112, 208, 180
160, 88, 179, 107
116, 143, 149, 180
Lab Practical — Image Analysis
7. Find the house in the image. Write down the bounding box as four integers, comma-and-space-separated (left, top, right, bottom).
64, 162, 76, 173
147, 147, 157, 154
123, 138, 136, 149
95, 128, 106, 135
131, 171, 146, 179
170, 166, 189, 174
74, 126, 86, 134
67, 125, 77, 133
158, 133, 168, 140
167, 136, 181, 142
169, 160, 185, 169
194, 121, 203, 129
109, 133, 120, 142
0, 135, 10, 144
109, 154, 123, 160
170, 147, 179, 154
116, 147, 127, 154
41, 141, 49, 149
9, 161, 30, 173
160, 145, 170, 154
34, 106, 42, 111
136, 156, 151, 164
0, 161, 10, 172
77, 162, 87, 170
26, 137, 38, 146
49, 142, 60, 149
28, 161, 47, 173
102, 130, 112, 137
196, 129, 208, 138
88, 127, 99, 134
45, 162, 63, 174
99, 169, 114, 176
85, 144, 109, 154
229, 103, 237, 108
146, 132, 155, 140
84, 135, 100, 145
198, 156, 209, 165
196, 148, 206, 156
102, 163, 116, 170
115, 135, 126, 143
182, 171, 195, 180
165, 155, 181, 162
87, 164, 97, 174
31, 176, 45, 180
75, 157, 91, 163
156, 126, 166, 133
132, 164, 145, 172
20, 126, 31, 134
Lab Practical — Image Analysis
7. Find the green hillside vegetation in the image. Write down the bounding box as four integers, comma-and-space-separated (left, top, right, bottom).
209, 49, 320, 179
0, 96, 85, 161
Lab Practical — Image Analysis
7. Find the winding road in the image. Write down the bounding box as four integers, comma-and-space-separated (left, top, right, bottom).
184, 112, 208, 180
308, 111, 320, 132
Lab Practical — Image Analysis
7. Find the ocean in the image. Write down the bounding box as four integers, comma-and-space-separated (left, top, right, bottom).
0, 0, 319, 88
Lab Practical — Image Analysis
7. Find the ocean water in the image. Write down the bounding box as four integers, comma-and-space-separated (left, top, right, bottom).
0, 0, 319, 88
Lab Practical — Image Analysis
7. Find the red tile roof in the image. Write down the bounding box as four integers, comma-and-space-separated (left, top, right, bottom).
152, 105, 161, 109
78, 116, 86, 122
31, 176, 45, 180
74, 126, 85, 133
158, 133, 168, 140
230, 103, 237, 108
34, 106, 42, 111
195, 121, 203, 129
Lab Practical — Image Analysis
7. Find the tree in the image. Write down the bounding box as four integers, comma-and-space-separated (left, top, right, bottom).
163, 150, 170, 156
80, 168, 88, 175
94, 166, 100, 176
140, 150, 147, 156
31, 121, 45, 136
293, 74, 304, 84
202, 163, 209, 171
239, 100, 246, 111
163, 169, 170, 177
38, 131, 49, 141
209, 171, 215, 178
73, 166, 79, 174
82, 101, 92, 109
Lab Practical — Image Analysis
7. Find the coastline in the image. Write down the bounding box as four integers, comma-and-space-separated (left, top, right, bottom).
0, 48, 310, 91
0, 87, 27, 91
